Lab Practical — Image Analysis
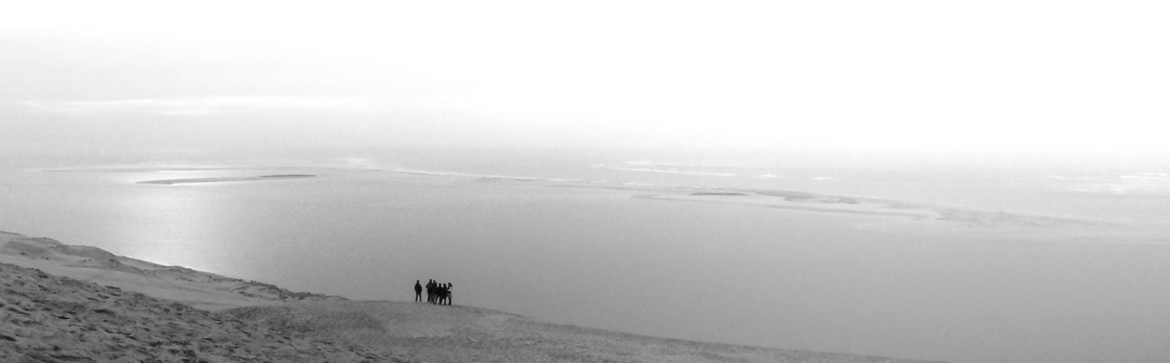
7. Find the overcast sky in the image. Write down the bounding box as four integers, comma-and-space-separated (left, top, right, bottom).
2, 1, 1168, 162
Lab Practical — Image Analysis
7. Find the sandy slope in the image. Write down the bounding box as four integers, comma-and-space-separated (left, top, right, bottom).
0, 262, 392, 362
227, 301, 938, 363
0, 231, 943, 362
0, 231, 341, 311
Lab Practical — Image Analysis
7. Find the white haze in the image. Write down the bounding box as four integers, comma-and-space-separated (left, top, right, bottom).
5, 4, 1170, 362
2, 0, 1168, 167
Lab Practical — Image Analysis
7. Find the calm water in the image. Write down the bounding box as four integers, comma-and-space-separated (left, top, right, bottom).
2, 150, 1169, 363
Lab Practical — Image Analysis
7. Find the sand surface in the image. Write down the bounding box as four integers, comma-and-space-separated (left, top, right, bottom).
137, 174, 317, 185
0, 231, 339, 311
0, 262, 391, 362
0, 230, 942, 362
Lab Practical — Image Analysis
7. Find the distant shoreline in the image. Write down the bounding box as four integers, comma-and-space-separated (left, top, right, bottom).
137, 174, 317, 185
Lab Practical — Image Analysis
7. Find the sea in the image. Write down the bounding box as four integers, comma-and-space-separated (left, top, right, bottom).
2, 147, 1169, 363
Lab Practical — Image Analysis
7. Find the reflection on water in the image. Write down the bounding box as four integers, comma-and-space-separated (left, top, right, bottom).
115, 184, 215, 270
2, 161, 1170, 363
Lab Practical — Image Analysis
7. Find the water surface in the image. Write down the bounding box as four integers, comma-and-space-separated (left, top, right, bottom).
2, 151, 1168, 363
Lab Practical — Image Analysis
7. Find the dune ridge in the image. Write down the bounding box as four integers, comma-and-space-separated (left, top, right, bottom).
0, 262, 394, 362
0, 232, 340, 310
137, 174, 317, 185
0, 231, 945, 362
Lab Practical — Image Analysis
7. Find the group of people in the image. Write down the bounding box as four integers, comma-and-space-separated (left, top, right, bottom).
414, 279, 453, 305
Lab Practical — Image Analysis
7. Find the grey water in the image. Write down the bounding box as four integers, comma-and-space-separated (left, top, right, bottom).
2, 149, 1170, 363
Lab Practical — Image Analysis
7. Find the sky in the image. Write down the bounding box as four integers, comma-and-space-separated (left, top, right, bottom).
2, 0, 1168, 164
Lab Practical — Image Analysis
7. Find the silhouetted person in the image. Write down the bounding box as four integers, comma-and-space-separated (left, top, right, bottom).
445, 282, 453, 305
414, 280, 422, 302
426, 279, 436, 303
436, 283, 450, 305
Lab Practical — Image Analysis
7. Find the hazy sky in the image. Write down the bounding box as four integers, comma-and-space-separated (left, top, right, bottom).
2, 1, 1168, 161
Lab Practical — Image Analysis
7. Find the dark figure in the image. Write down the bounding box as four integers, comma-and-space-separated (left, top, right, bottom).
435, 283, 450, 305
413, 280, 422, 302
445, 282, 453, 305
426, 279, 436, 303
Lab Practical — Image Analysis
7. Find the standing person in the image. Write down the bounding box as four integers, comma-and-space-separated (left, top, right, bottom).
445, 282, 453, 305
426, 280, 436, 304
413, 280, 423, 302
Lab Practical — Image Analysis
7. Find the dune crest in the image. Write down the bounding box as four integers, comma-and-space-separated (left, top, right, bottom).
0, 232, 340, 310
137, 174, 317, 185
0, 231, 944, 362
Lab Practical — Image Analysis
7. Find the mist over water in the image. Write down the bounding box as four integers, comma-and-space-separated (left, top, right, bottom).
2, 148, 1169, 363
6, 1, 1170, 361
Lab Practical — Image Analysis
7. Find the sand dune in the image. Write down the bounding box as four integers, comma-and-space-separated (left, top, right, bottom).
0, 231, 944, 362
548, 183, 1110, 228
0, 262, 392, 362
379, 167, 1111, 229
0, 232, 339, 310
226, 301, 939, 363
137, 174, 317, 185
